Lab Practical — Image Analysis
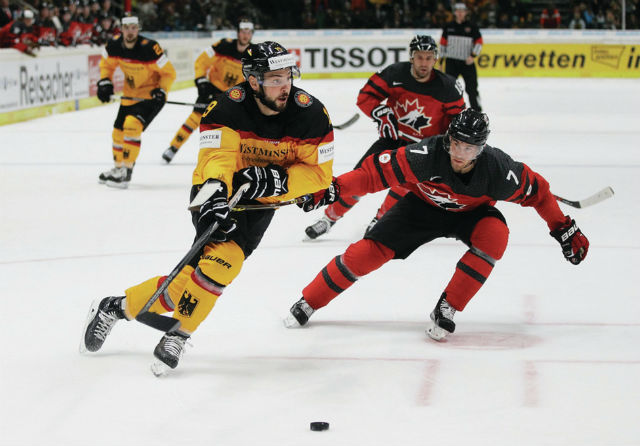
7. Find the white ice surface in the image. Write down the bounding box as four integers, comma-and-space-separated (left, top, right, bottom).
1, 78, 639, 446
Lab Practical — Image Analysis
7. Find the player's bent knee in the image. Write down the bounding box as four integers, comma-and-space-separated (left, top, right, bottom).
123, 115, 144, 136
197, 241, 245, 286
470, 217, 509, 260
343, 239, 395, 277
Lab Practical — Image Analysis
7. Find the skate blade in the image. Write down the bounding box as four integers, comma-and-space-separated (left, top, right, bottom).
283, 314, 302, 328
105, 181, 129, 189
426, 322, 449, 341
79, 298, 101, 354
150, 360, 172, 377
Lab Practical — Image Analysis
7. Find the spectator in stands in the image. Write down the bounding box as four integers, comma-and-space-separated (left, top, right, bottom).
92, 11, 118, 45
0, 9, 39, 56
0, 0, 15, 27
568, 6, 586, 28
540, 3, 562, 28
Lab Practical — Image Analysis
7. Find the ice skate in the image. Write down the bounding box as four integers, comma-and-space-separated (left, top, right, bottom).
98, 166, 132, 189
150, 331, 190, 376
283, 297, 315, 328
426, 293, 456, 341
162, 146, 178, 163
364, 216, 378, 236
304, 216, 335, 240
80, 296, 126, 353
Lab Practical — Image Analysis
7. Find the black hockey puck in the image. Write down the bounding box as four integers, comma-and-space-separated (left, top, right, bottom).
310, 421, 329, 431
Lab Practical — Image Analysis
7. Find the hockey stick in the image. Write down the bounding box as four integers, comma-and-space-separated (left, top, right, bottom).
554, 187, 614, 208
334, 113, 360, 130
135, 183, 251, 332
117, 95, 209, 108
233, 195, 311, 211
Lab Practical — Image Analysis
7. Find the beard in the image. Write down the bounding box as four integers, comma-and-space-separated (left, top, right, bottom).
258, 89, 288, 113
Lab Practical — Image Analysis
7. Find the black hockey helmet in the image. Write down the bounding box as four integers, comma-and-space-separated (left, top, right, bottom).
447, 109, 490, 147
409, 35, 438, 59
241, 41, 300, 83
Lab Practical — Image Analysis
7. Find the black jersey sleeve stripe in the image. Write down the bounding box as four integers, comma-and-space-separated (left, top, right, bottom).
365, 79, 388, 99
390, 154, 406, 185
372, 154, 390, 189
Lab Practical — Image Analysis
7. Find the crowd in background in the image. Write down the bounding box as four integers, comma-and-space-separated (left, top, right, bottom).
1, 0, 638, 56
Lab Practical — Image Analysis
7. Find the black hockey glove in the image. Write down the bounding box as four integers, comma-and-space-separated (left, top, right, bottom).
298, 178, 340, 212
233, 164, 289, 200
371, 104, 399, 140
195, 76, 216, 98
550, 217, 589, 265
195, 180, 237, 243
96, 78, 114, 103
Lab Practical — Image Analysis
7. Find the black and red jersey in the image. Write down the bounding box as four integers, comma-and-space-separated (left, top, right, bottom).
338, 135, 566, 230
357, 61, 465, 142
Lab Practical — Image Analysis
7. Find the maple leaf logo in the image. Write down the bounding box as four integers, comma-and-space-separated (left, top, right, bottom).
416, 184, 465, 210
396, 99, 432, 133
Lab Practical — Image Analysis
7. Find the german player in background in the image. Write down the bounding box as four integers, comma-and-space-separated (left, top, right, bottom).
95, 15, 176, 188
81, 41, 335, 375
286, 109, 589, 341
162, 19, 254, 163
440, 2, 483, 112
305, 35, 465, 240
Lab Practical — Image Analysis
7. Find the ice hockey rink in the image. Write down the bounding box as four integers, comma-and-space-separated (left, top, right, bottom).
1, 76, 638, 446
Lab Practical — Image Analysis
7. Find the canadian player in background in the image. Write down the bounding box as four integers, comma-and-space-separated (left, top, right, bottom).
95, 14, 176, 188
287, 109, 589, 341
305, 34, 465, 240
162, 19, 254, 163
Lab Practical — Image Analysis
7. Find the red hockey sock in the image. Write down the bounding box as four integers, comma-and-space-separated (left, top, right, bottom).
303, 239, 395, 309
324, 194, 360, 221
375, 186, 409, 219
444, 217, 509, 311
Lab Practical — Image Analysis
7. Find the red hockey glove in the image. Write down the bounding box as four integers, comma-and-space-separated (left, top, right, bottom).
298, 178, 340, 212
371, 105, 399, 140
550, 217, 589, 265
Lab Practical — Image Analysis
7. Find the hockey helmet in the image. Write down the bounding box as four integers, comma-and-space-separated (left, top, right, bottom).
237, 18, 254, 32
447, 109, 490, 147
409, 35, 438, 59
241, 41, 300, 84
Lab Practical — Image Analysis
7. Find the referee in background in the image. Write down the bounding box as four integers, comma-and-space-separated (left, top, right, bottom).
440, 2, 483, 111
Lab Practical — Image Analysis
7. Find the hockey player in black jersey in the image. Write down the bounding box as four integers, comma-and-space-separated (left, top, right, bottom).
286, 109, 589, 341
305, 35, 466, 240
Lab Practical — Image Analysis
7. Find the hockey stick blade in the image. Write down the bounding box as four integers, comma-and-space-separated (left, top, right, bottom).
334, 113, 359, 130
136, 312, 180, 333
233, 195, 311, 211
554, 187, 614, 208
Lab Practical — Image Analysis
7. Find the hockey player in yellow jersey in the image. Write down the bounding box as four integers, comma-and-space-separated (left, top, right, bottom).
81, 41, 335, 375
162, 19, 254, 163
96, 15, 176, 188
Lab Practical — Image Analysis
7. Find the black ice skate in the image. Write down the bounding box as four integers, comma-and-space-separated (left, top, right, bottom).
427, 292, 456, 341
98, 166, 132, 189
150, 331, 190, 376
80, 296, 126, 353
364, 216, 378, 236
305, 216, 335, 240
283, 297, 315, 328
162, 145, 178, 163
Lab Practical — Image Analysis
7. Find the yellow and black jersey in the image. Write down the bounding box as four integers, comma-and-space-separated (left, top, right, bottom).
195, 38, 245, 92
196, 82, 335, 203
100, 34, 176, 106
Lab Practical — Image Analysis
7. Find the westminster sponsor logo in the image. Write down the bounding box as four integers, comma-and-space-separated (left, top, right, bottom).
199, 130, 222, 149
